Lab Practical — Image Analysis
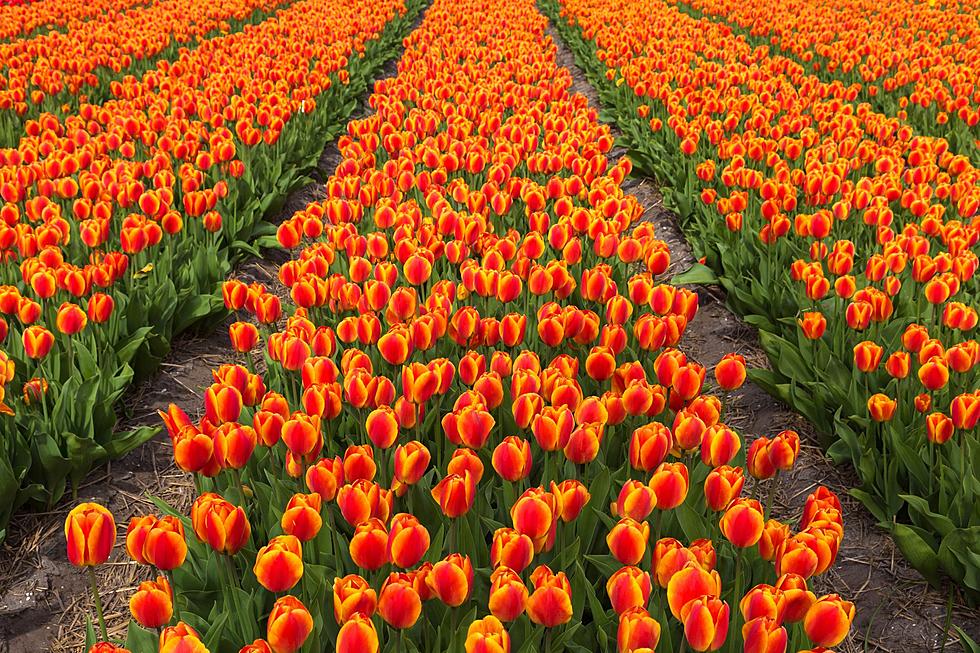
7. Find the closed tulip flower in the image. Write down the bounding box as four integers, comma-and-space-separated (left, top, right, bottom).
23, 325, 55, 359
281, 493, 322, 542
490, 528, 534, 573
951, 392, 980, 429
337, 480, 392, 526
607, 518, 650, 566
305, 456, 344, 501
432, 472, 477, 518
679, 596, 730, 651
917, 356, 949, 390
758, 519, 791, 561
394, 441, 430, 485
925, 412, 955, 444
774, 573, 816, 622
229, 321, 260, 352
767, 430, 799, 471
492, 436, 533, 482
720, 498, 765, 547
867, 393, 897, 422
629, 423, 672, 471
803, 595, 855, 647
56, 302, 87, 335
350, 518, 389, 571
129, 576, 173, 629
336, 613, 378, 653
700, 424, 740, 466
428, 553, 474, 607
488, 567, 528, 621
511, 487, 560, 552
552, 479, 590, 522
742, 617, 787, 653
126, 515, 157, 564
613, 479, 658, 521
65, 503, 115, 567
365, 406, 399, 449
649, 462, 689, 510
798, 312, 826, 339
703, 465, 744, 511
607, 566, 653, 615
853, 341, 883, 372
617, 607, 662, 652
667, 562, 722, 619
239, 640, 274, 653
144, 516, 187, 571
531, 406, 575, 451
254, 535, 303, 592
159, 623, 208, 653
333, 574, 377, 624
267, 595, 313, 653
378, 573, 422, 629
739, 584, 785, 623
204, 383, 243, 425
88, 644, 132, 653
526, 566, 573, 627
465, 616, 510, 653
714, 353, 746, 390
191, 493, 251, 555
653, 538, 699, 587
448, 447, 485, 484
387, 513, 430, 568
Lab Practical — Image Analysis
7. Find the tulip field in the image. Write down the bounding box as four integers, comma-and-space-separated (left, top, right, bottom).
0, 0, 977, 650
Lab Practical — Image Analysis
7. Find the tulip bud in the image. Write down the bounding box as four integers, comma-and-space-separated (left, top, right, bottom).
378, 573, 422, 629
803, 595, 855, 647
387, 513, 430, 568
65, 503, 115, 567
488, 566, 528, 621
714, 353, 746, 390
267, 595, 313, 653
254, 535, 303, 592
281, 493, 322, 542
336, 613, 378, 653
129, 576, 173, 629
526, 566, 573, 627
607, 518, 650, 566
333, 574, 377, 624
607, 566, 653, 615
465, 616, 510, 653
679, 596, 729, 651
428, 553, 474, 607
491, 528, 534, 573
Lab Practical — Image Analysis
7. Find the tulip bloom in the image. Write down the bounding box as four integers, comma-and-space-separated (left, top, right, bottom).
428, 553, 474, 607
629, 423, 672, 472
803, 595, 855, 647
350, 518, 389, 571
488, 567, 528, 621
65, 503, 115, 567
431, 472, 477, 518
667, 562, 722, 619
333, 575, 377, 623
143, 516, 187, 571
267, 595, 313, 653
720, 498, 765, 547
394, 441, 430, 485
742, 616, 787, 653
378, 573, 422, 629
617, 607, 662, 652
492, 436, 533, 482
552, 479, 590, 522
490, 528, 534, 573
23, 325, 55, 359
465, 616, 510, 653
191, 493, 251, 555
714, 353, 746, 390
254, 535, 303, 592
526, 566, 573, 627
159, 623, 208, 653
129, 576, 173, 629
704, 465, 744, 511
387, 513, 430, 568
336, 613, 379, 653
679, 596, 730, 651
613, 480, 658, 521
511, 487, 560, 552
607, 566, 653, 614
867, 393, 897, 422
607, 518, 650, 566
649, 462, 689, 510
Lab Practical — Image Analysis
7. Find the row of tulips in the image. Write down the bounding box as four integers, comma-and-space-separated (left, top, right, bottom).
544, 0, 980, 600
68, 0, 857, 651
0, 0, 148, 42
0, 0, 292, 146
672, 0, 980, 161
0, 0, 420, 538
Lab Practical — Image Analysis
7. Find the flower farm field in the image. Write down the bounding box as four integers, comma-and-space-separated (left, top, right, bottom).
0, 0, 977, 650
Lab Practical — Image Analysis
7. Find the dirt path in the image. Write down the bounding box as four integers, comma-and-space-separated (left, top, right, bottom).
546, 22, 980, 653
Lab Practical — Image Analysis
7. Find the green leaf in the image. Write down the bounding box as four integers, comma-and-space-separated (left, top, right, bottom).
888, 522, 941, 587
669, 263, 718, 286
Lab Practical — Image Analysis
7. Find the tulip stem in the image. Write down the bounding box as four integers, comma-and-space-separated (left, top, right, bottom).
766, 477, 778, 519
544, 628, 553, 653
166, 570, 183, 622
87, 567, 108, 642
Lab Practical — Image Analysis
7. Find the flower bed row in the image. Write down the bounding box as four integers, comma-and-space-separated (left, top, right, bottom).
68, 0, 855, 651
0, 0, 148, 42
0, 0, 292, 146
672, 0, 980, 163
545, 0, 980, 602
0, 0, 419, 538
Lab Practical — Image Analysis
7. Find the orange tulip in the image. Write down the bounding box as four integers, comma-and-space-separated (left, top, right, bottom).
378, 573, 422, 629
714, 353, 746, 390
552, 479, 590, 522
617, 606, 662, 652
679, 596, 729, 652
867, 393, 897, 422
387, 513, 430, 568
803, 595, 855, 647
366, 406, 399, 449
492, 436, 533, 482
65, 502, 115, 567
129, 575, 173, 629
350, 518, 389, 571
742, 616, 787, 653
720, 498, 765, 547
613, 479, 658, 521
23, 324, 55, 359
428, 553, 474, 607
607, 566, 653, 615
607, 518, 650, 566
465, 616, 511, 653
143, 515, 187, 571
667, 562, 722, 619
490, 528, 534, 573
704, 465, 744, 511
629, 423, 672, 471
333, 574, 377, 624
488, 566, 528, 621
305, 456, 344, 501
56, 302, 87, 335
281, 493, 322, 542
190, 493, 251, 555
649, 462, 689, 510
394, 441, 430, 485
526, 565, 573, 627
254, 535, 303, 592
267, 595, 313, 653
431, 472, 477, 518
511, 487, 560, 552
159, 623, 208, 653
336, 613, 378, 653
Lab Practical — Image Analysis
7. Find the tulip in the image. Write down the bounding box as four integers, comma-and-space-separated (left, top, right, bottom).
667, 562, 722, 619
804, 595, 855, 647
720, 498, 765, 547
333, 575, 377, 623
488, 566, 528, 621
190, 493, 251, 555
490, 528, 534, 573
126, 515, 157, 564
679, 596, 730, 651
144, 515, 187, 571
492, 436, 533, 482
552, 479, 590, 522
337, 480, 392, 525
511, 487, 561, 552
267, 595, 313, 653
703, 465, 744, 511
366, 405, 399, 449
649, 462, 689, 510
853, 341, 883, 372
925, 412, 955, 444
378, 573, 422, 629
306, 457, 344, 501
159, 623, 208, 653
607, 566, 653, 614
526, 566, 573, 627
531, 406, 574, 451
281, 493, 322, 542
88, 644, 131, 653
336, 613, 378, 653
714, 353, 746, 390
758, 519, 791, 561
617, 607, 662, 652
774, 574, 816, 622
867, 393, 897, 422
739, 584, 785, 623
448, 447, 485, 484
239, 641, 274, 653
130, 576, 173, 629
65, 503, 115, 567
343, 444, 377, 482
23, 324, 55, 358
56, 302, 88, 335
629, 423, 672, 471
229, 322, 260, 352
254, 535, 303, 592
607, 518, 650, 566
431, 472, 477, 518
394, 441, 430, 485
700, 424, 740, 467
428, 553, 474, 607
465, 616, 510, 653
350, 518, 389, 571
387, 513, 430, 568
798, 312, 826, 339
564, 421, 603, 464
742, 616, 787, 653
